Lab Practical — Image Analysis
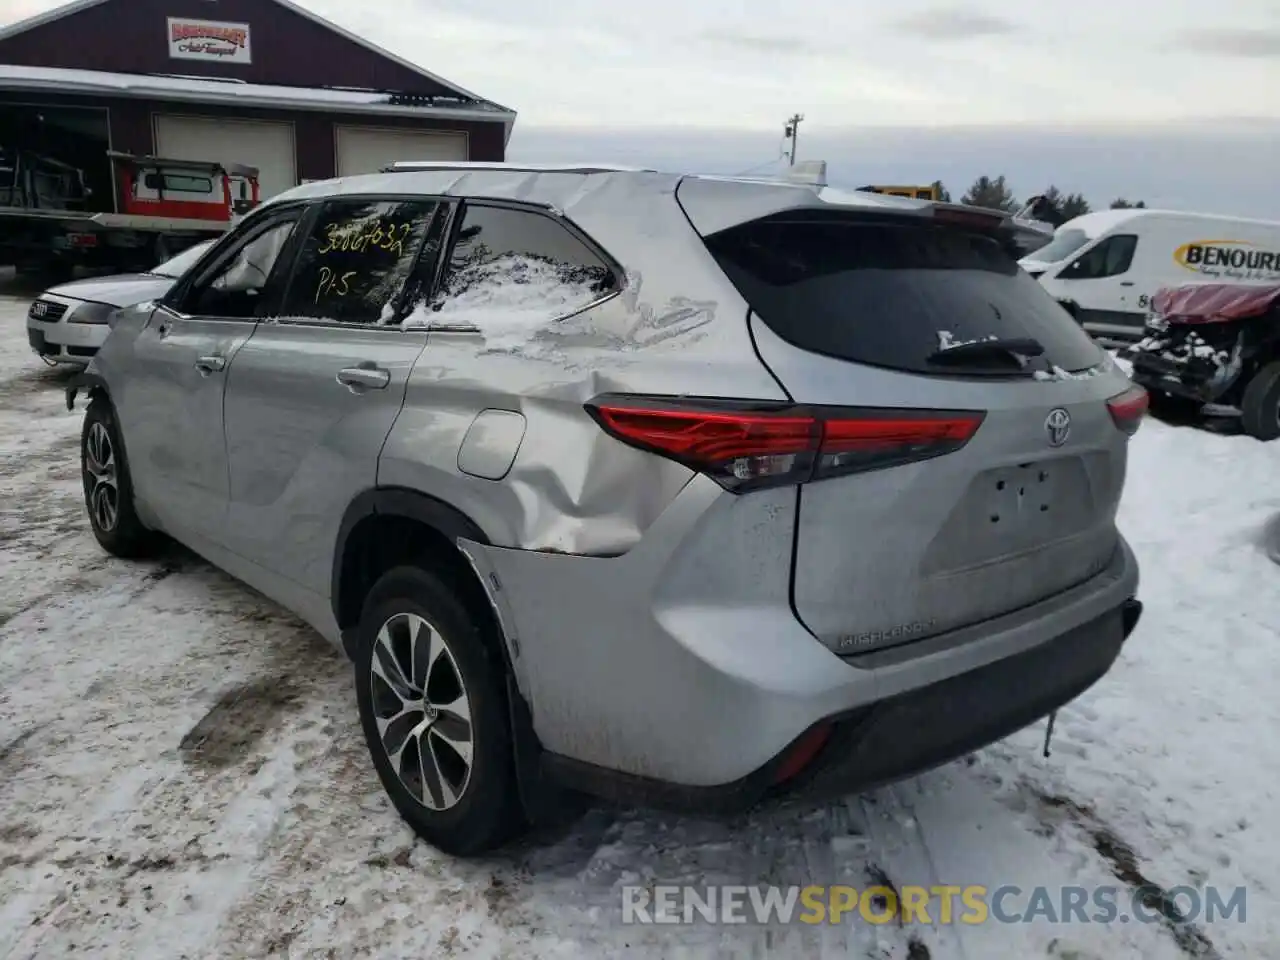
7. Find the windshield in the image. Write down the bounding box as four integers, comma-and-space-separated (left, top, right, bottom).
151, 239, 217, 279
1029, 227, 1091, 265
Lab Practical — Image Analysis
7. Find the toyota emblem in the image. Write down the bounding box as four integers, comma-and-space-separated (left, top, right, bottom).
1045, 408, 1071, 447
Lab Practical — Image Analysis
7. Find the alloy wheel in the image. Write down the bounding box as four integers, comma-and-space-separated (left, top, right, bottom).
370, 611, 474, 811
84, 421, 119, 533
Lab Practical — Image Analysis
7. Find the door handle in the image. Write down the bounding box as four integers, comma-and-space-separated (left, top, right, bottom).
194, 354, 226, 375
1119, 282, 1135, 287
336, 365, 390, 391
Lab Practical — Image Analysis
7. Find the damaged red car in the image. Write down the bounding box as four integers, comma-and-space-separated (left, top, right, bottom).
1127, 282, 1280, 440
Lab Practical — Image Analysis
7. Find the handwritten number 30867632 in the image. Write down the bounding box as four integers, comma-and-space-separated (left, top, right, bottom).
317, 221, 413, 256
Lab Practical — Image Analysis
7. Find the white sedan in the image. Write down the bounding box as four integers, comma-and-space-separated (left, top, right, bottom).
26, 238, 217, 367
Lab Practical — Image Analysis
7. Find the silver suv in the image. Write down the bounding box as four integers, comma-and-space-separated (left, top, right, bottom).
68, 163, 1146, 856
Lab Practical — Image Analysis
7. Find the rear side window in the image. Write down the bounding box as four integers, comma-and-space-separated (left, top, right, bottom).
279, 198, 441, 324
409, 203, 617, 329
704, 213, 1102, 375
1057, 234, 1138, 280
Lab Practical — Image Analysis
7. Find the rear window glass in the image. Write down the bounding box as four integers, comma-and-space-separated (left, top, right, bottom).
703, 213, 1103, 375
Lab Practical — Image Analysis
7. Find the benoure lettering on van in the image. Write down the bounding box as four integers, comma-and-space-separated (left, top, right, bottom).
1174, 239, 1280, 281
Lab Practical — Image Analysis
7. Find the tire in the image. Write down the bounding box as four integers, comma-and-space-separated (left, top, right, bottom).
353, 565, 524, 856
1240, 361, 1280, 441
81, 399, 162, 558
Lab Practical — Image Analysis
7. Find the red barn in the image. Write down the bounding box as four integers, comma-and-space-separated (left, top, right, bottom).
0, 0, 515, 213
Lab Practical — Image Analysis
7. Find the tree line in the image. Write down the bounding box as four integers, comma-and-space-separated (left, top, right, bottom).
929, 177, 1146, 226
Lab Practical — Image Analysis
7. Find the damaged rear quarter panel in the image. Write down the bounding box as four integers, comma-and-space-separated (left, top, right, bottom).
378, 173, 788, 555
453, 479, 845, 785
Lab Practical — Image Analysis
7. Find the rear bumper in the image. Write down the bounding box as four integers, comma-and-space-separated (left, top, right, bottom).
469, 472, 1142, 798
545, 598, 1140, 814
792, 598, 1138, 802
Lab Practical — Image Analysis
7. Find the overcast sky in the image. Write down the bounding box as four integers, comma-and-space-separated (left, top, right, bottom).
3, 0, 1279, 216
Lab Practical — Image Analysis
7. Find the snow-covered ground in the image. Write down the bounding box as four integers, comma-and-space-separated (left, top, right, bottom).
1, 289, 1276, 960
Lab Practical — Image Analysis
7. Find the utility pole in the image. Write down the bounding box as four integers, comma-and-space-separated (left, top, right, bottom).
783, 114, 804, 166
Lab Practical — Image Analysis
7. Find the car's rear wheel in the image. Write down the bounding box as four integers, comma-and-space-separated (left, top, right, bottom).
1240, 361, 1280, 441
81, 399, 161, 558
353, 565, 524, 856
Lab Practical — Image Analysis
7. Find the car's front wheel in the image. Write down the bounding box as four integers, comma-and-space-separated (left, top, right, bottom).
81, 399, 161, 558
353, 565, 524, 856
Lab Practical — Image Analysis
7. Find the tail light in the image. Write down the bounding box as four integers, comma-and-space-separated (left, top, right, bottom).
584, 395, 986, 493
1107, 385, 1148, 436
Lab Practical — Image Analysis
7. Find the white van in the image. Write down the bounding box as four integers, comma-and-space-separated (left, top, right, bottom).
1019, 209, 1280, 341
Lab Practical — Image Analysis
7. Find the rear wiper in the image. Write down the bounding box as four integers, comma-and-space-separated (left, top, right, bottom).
927, 337, 1045, 369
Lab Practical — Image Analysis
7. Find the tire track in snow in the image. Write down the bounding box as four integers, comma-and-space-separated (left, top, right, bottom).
853, 766, 1184, 960
853, 788, 970, 960
0, 535, 351, 959
1021, 786, 1223, 960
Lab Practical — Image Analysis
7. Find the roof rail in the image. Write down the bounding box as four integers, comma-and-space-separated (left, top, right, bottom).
380, 160, 652, 175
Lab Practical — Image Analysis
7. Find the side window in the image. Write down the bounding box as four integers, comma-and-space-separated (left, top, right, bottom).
1059, 234, 1138, 280
278, 198, 441, 324
1103, 235, 1138, 276
180, 214, 301, 319
144, 172, 214, 194
406, 203, 617, 329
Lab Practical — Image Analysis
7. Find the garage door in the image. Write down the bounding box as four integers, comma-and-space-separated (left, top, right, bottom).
335, 126, 467, 176
154, 115, 296, 200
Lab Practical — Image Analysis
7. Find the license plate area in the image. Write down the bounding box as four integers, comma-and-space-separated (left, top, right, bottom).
27, 327, 50, 353
924, 458, 1096, 573
986, 460, 1069, 526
